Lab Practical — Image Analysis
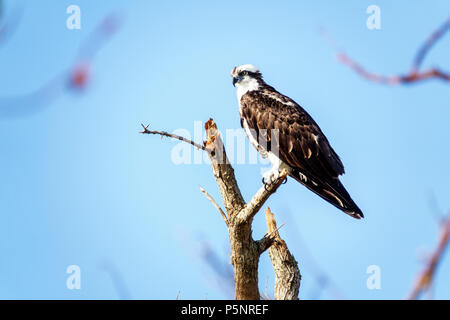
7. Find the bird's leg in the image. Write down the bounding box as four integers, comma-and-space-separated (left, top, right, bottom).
262, 155, 290, 188
262, 166, 281, 185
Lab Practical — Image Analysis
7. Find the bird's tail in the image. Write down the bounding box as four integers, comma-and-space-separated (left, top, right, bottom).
289, 169, 364, 219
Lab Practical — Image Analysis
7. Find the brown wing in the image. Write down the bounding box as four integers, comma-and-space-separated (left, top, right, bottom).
240, 90, 345, 181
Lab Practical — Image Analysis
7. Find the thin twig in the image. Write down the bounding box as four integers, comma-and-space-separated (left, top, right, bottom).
200, 186, 229, 226
140, 124, 209, 153
412, 18, 450, 71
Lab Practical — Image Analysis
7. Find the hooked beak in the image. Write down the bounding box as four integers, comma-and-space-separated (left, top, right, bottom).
232, 77, 238, 87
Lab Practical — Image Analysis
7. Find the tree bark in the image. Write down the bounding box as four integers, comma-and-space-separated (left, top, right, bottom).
265, 208, 301, 300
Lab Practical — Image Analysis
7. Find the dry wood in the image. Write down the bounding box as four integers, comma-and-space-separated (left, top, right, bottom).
264, 208, 301, 300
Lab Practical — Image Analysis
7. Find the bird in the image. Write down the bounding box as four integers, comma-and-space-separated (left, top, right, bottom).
231, 64, 363, 219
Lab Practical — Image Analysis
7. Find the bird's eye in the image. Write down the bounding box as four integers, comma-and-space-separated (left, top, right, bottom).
239, 71, 247, 77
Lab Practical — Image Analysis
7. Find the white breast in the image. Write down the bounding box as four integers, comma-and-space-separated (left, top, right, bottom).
236, 78, 259, 102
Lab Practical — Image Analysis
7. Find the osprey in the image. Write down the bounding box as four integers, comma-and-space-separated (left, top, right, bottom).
231, 64, 363, 219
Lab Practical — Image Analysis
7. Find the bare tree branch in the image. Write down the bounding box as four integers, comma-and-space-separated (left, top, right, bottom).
141, 124, 208, 152
412, 18, 450, 71
322, 17, 450, 85
200, 186, 229, 226
407, 214, 450, 300
264, 207, 301, 300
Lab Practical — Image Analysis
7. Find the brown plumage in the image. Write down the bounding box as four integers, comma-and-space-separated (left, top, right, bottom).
232, 65, 363, 219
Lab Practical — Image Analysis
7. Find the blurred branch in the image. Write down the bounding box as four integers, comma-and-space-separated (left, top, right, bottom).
142, 118, 299, 300
175, 227, 235, 298
198, 239, 235, 297
74, 12, 122, 62
99, 260, 132, 300
0, 11, 122, 117
407, 214, 450, 300
281, 209, 347, 299
412, 18, 450, 71
0, 2, 24, 48
321, 17, 450, 85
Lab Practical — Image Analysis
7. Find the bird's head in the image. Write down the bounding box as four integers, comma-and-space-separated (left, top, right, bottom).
231, 64, 262, 87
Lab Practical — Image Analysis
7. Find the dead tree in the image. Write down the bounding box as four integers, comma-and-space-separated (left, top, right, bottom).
141, 119, 301, 300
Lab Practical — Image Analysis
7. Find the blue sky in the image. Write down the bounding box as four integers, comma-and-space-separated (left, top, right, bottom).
0, 0, 449, 299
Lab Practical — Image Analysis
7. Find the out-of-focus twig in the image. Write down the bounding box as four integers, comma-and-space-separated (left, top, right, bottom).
0, 2, 23, 48
174, 227, 235, 298
321, 17, 450, 85
0, 11, 122, 117
412, 18, 450, 71
281, 209, 346, 299
99, 260, 132, 300
407, 214, 450, 299
427, 191, 445, 225
198, 239, 235, 298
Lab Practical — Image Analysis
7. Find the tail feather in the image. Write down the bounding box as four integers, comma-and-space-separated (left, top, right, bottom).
289, 169, 363, 219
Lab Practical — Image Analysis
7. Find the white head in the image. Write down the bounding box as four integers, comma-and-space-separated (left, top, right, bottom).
231, 64, 262, 100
